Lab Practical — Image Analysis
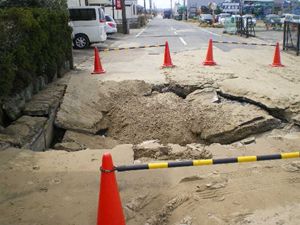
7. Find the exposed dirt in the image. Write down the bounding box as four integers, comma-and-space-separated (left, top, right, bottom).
54, 78, 283, 147
108, 92, 197, 145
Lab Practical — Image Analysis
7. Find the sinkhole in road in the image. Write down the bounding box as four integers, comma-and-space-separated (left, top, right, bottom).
54, 80, 282, 150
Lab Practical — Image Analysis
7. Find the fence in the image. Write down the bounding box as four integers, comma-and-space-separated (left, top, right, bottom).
283, 21, 300, 56
236, 17, 256, 38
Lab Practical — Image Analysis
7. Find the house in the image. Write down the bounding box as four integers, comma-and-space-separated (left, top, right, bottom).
67, 0, 139, 28
187, 0, 224, 17
86, 0, 138, 21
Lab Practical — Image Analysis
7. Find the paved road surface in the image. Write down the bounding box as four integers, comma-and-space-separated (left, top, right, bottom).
74, 17, 281, 64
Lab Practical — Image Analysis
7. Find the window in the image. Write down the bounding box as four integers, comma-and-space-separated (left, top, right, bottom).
105, 15, 113, 22
69, 9, 96, 21
98, 8, 105, 21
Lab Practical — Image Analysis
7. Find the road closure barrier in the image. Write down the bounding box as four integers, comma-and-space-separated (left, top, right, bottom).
96, 151, 299, 224
115, 152, 299, 172
213, 40, 276, 47
98, 44, 165, 52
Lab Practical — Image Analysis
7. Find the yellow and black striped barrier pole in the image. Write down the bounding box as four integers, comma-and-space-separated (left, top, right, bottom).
212, 40, 276, 47
99, 44, 165, 52
116, 152, 299, 172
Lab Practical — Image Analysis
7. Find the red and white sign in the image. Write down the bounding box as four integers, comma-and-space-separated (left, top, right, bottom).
116, 0, 122, 10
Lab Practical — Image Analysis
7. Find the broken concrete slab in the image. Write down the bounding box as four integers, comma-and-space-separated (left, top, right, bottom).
23, 83, 65, 116
133, 140, 172, 159
54, 142, 84, 152
219, 77, 300, 125
0, 116, 47, 149
133, 141, 212, 160
185, 88, 219, 104
55, 77, 152, 134
189, 102, 280, 144
61, 130, 119, 149
186, 89, 281, 144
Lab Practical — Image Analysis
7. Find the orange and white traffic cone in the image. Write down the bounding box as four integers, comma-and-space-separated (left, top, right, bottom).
97, 153, 125, 225
203, 39, 216, 66
162, 41, 175, 68
271, 42, 284, 67
92, 47, 106, 74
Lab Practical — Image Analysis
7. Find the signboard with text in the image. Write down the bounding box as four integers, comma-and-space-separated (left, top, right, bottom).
116, 0, 122, 10
222, 3, 240, 13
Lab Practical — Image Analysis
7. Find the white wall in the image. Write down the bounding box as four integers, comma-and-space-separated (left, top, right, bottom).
89, 0, 111, 5
104, 5, 138, 20
67, 0, 86, 7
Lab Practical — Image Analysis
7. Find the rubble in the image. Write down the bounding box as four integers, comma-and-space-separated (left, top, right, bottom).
53, 129, 120, 151
55, 77, 152, 134
133, 141, 212, 160
0, 116, 47, 149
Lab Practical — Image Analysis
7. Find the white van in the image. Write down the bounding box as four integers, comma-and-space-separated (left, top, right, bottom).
69, 6, 107, 49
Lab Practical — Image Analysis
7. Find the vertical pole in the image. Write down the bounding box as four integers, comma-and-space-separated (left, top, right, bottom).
112, 0, 115, 19
121, 0, 128, 34
144, 0, 146, 13
283, 21, 286, 50
149, 0, 152, 15
239, 0, 243, 16
183, 0, 186, 20
297, 24, 300, 56
170, 0, 173, 18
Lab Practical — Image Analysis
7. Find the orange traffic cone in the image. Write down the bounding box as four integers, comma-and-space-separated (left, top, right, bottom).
92, 47, 106, 74
97, 153, 125, 225
271, 42, 284, 67
162, 41, 175, 68
203, 39, 216, 66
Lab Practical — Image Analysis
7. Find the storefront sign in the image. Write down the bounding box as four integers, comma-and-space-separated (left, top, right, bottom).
116, 0, 122, 10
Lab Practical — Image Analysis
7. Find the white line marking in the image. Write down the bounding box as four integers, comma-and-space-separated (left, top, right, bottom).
199, 28, 221, 37
136, 28, 146, 38
179, 37, 187, 46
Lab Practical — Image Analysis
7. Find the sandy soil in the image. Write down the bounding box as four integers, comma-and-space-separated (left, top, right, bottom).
0, 130, 300, 225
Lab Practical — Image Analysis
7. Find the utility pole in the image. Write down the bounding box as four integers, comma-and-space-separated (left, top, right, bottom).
170, 0, 173, 18
183, 0, 186, 20
144, 0, 146, 13
149, 0, 152, 15
112, 0, 115, 19
121, 0, 129, 34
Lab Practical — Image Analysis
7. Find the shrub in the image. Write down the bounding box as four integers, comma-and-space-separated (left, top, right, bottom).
0, 2, 72, 98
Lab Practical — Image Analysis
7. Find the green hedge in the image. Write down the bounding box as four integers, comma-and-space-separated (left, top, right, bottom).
0, 4, 72, 98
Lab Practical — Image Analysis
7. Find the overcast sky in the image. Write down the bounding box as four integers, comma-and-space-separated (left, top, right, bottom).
137, 0, 181, 9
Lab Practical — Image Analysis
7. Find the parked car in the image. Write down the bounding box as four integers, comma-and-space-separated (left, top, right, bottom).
105, 15, 117, 34
199, 14, 213, 25
68, 6, 107, 49
281, 14, 293, 24
264, 14, 282, 29
218, 13, 231, 25
291, 15, 300, 23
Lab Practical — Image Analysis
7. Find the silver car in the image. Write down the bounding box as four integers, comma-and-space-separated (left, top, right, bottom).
105, 15, 117, 34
